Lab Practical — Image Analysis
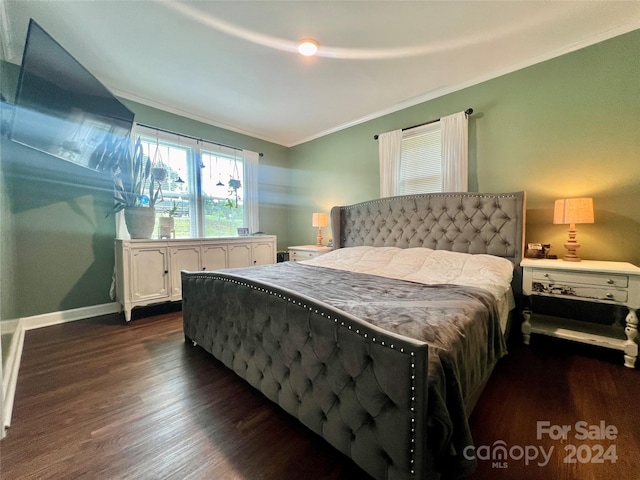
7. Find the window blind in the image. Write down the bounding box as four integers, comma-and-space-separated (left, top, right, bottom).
399, 123, 441, 195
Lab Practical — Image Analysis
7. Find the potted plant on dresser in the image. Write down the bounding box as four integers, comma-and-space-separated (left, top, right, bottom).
94, 136, 164, 238
158, 200, 178, 239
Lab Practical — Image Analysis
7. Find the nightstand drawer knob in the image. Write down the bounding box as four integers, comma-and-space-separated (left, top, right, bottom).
543, 273, 549, 278
607, 279, 614, 284
606, 293, 614, 299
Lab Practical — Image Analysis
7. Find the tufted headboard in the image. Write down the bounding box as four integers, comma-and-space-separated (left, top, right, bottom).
330, 191, 526, 293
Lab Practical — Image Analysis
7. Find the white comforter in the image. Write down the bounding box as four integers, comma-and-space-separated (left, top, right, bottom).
300, 246, 514, 301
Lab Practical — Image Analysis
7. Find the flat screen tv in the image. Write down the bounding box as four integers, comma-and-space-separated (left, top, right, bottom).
11, 19, 134, 171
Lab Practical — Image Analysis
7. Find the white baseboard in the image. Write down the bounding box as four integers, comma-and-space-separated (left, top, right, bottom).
21, 302, 122, 331
1, 302, 122, 435
2, 320, 25, 435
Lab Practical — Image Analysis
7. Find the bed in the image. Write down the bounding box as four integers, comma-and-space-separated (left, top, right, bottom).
182, 191, 526, 480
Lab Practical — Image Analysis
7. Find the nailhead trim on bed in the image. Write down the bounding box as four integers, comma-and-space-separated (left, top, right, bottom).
332, 192, 525, 265
183, 273, 426, 479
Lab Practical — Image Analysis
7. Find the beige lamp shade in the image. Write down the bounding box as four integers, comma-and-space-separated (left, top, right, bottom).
312, 212, 328, 246
553, 197, 594, 262
553, 198, 594, 226
312, 212, 328, 228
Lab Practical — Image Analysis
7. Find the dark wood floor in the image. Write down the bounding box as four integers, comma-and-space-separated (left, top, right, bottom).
1, 309, 638, 480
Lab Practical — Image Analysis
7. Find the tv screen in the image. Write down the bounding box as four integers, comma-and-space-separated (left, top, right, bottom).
11, 19, 134, 171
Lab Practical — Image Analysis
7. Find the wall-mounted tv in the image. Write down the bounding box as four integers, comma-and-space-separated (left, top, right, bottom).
11, 19, 134, 171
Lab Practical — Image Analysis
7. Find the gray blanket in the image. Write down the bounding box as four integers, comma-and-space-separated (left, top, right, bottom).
218, 261, 507, 476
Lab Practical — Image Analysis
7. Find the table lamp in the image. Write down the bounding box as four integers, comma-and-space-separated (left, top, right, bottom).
553, 197, 594, 262
312, 213, 328, 246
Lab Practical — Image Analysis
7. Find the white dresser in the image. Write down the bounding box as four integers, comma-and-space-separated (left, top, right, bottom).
115, 236, 277, 321
521, 258, 640, 368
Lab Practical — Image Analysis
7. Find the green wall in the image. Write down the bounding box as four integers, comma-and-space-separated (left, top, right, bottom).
1, 29, 639, 323
2, 64, 21, 368
289, 30, 640, 266
1, 102, 18, 366
0, 61, 290, 320
2, 137, 117, 318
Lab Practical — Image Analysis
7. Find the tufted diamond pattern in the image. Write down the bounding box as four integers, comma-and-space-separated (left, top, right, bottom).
331, 192, 524, 261
183, 274, 428, 480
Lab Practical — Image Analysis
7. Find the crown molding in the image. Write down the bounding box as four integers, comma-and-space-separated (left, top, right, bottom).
288, 23, 640, 147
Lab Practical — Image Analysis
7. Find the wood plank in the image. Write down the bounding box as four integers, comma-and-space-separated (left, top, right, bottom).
468, 335, 640, 479
1, 312, 366, 480
1, 311, 638, 479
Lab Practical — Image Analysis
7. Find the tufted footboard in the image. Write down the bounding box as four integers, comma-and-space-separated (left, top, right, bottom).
182, 272, 430, 480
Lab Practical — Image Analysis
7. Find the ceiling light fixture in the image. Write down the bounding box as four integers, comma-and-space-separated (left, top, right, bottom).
297, 39, 319, 56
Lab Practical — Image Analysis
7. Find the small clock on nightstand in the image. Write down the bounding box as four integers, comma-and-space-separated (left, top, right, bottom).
288, 245, 333, 262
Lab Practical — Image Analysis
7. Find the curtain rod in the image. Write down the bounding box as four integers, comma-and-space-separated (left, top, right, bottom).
373, 108, 473, 140
135, 122, 263, 157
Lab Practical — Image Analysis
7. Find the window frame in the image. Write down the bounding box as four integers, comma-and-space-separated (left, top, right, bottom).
132, 124, 257, 238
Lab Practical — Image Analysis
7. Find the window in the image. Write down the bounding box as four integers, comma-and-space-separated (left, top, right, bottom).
133, 125, 258, 238
379, 110, 468, 197
138, 136, 196, 238
399, 122, 441, 195
200, 149, 245, 237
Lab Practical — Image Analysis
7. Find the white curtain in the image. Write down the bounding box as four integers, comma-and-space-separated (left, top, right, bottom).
378, 129, 403, 197
440, 111, 468, 192
243, 150, 260, 233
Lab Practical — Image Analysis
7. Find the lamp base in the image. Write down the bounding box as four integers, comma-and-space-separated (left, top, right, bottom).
562, 226, 582, 262
316, 227, 323, 247
562, 250, 582, 262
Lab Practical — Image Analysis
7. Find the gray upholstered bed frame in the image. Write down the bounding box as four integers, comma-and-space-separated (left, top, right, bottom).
331, 191, 526, 295
182, 191, 525, 480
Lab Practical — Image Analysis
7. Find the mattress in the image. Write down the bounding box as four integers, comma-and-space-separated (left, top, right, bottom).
301, 246, 515, 333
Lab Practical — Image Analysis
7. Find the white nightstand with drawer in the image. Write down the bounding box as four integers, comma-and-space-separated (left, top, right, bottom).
521, 258, 640, 368
288, 245, 333, 262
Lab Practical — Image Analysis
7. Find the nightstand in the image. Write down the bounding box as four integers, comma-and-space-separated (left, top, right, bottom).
288, 245, 333, 262
521, 258, 640, 368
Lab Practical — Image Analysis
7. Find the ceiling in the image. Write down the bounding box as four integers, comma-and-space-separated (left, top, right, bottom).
2, 1, 639, 147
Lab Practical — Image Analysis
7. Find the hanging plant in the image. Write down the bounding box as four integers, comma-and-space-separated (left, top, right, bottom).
227, 152, 242, 208
151, 167, 166, 182
148, 136, 166, 202
228, 178, 241, 208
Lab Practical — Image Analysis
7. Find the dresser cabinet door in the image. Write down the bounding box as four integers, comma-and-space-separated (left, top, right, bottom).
228, 243, 252, 268
201, 245, 228, 271
252, 241, 275, 266
170, 245, 201, 299
130, 247, 170, 301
